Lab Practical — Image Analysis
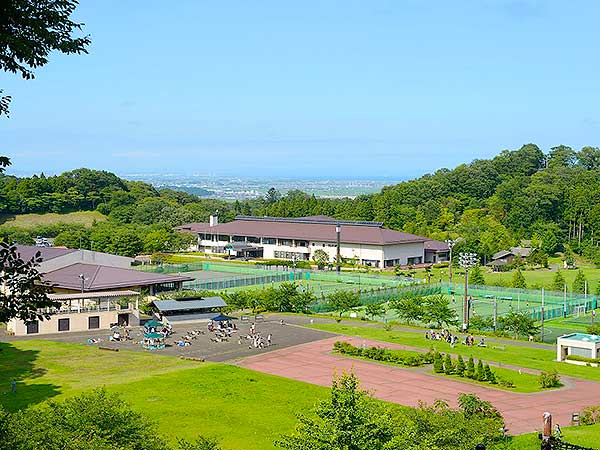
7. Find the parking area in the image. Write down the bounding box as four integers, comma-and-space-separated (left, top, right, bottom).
1, 317, 333, 363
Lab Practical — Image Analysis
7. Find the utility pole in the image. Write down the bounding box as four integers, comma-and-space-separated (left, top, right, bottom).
459, 252, 477, 331
493, 298, 498, 332
336, 223, 341, 275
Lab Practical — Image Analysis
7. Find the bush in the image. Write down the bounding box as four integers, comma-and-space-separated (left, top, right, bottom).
475, 360, 485, 381
497, 377, 515, 388
586, 323, 600, 335
333, 341, 432, 367
455, 355, 466, 377
444, 354, 454, 375
581, 405, 600, 425
565, 354, 600, 364
433, 352, 445, 373
466, 356, 475, 379
538, 370, 561, 389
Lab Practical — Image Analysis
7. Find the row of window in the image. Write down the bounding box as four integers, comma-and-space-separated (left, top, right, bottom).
26, 316, 101, 334
273, 251, 309, 260
200, 234, 310, 247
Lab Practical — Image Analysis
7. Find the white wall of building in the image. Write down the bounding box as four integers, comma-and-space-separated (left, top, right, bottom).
7, 309, 140, 336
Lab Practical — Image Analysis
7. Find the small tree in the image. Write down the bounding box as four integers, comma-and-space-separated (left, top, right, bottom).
312, 249, 329, 269
469, 265, 486, 286
500, 311, 540, 339
572, 269, 587, 294
552, 270, 566, 291
511, 269, 527, 289
421, 294, 459, 328
475, 360, 485, 381
444, 354, 454, 375
328, 290, 361, 318
390, 294, 423, 324
466, 356, 475, 379
455, 355, 466, 377
365, 303, 384, 321
433, 352, 445, 373
485, 364, 497, 384
538, 370, 561, 389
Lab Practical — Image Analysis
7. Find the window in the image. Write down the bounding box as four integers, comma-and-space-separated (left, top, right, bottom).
296, 240, 308, 247
26, 321, 39, 334
247, 236, 260, 243
88, 316, 100, 329
407, 257, 423, 265
262, 237, 276, 245
58, 318, 70, 332
280, 239, 292, 246
232, 235, 245, 242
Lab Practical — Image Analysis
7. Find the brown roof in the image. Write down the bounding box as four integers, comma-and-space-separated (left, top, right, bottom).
41, 263, 193, 291
14, 245, 77, 262
424, 240, 450, 252
175, 216, 428, 245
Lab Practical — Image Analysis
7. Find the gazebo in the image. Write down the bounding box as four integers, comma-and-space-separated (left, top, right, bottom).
143, 331, 165, 350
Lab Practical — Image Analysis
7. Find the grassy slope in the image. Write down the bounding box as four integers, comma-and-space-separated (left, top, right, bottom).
310, 323, 600, 382
507, 424, 600, 449
0, 210, 106, 227
0, 340, 327, 450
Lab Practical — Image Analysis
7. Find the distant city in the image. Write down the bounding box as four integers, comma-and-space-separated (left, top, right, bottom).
121, 174, 402, 200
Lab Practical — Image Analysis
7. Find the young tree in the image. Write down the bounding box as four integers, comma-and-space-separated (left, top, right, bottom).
511, 269, 527, 289
572, 269, 587, 294
455, 355, 466, 377
444, 354, 454, 375
499, 311, 540, 339
275, 372, 394, 450
469, 265, 486, 286
552, 270, 566, 292
475, 360, 485, 381
433, 352, 445, 373
0, 242, 58, 323
365, 302, 384, 320
312, 249, 329, 269
465, 356, 475, 379
390, 294, 423, 324
0, 0, 91, 116
328, 290, 361, 318
422, 294, 458, 328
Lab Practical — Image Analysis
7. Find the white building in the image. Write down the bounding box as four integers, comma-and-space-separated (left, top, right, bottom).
176, 215, 448, 268
556, 333, 600, 365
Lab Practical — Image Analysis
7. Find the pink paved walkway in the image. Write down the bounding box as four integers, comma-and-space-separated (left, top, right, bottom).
236, 336, 600, 435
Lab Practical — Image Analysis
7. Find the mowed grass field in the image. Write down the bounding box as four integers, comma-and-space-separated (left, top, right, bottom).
0, 340, 327, 450
0, 210, 106, 227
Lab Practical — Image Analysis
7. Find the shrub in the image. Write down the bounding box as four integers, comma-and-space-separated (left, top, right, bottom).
586, 323, 600, 335
566, 354, 600, 364
497, 377, 515, 388
538, 370, 561, 389
466, 356, 475, 379
444, 354, 454, 375
455, 355, 466, 377
475, 360, 485, 381
433, 352, 445, 373
581, 405, 600, 425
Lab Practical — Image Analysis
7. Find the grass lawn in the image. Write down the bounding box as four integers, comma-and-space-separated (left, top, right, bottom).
507, 423, 600, 449
0, 210, 106, 228
309, 323, 600, 383
0, 340, 327, 450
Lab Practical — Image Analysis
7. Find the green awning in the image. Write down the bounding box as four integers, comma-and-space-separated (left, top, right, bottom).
144, 332, 164, 339
144, 320, 163, 328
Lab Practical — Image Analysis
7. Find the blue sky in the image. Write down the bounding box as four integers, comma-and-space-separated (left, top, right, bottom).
2, 0, 600, 178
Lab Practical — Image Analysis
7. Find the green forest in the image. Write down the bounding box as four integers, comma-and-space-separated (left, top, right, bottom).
2, 143, 600, 262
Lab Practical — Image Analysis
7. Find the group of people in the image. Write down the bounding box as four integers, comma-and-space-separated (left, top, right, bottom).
209, 319, 238, 343
424, 329, 486, 348
238, 322, 273, 349
109, 328, 132, 342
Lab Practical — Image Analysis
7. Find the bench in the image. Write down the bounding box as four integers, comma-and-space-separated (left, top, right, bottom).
240, 315, 250, 322
254, 315, 265, 322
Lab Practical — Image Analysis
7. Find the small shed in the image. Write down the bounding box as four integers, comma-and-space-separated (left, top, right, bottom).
152, 296, 227, 324
557, 333, 600, 364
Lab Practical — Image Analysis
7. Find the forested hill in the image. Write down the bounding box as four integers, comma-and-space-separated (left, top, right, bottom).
1, 143, 600, 261
261, 144, 600, 261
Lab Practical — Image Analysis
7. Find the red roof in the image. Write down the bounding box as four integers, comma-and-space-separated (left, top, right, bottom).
15, 245, 77, 262
176, 216, 428, 245
41, 263, 193, 291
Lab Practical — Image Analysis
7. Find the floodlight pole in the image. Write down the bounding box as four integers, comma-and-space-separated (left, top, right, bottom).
459, 252, 477, 331
336, 223, 341, 274
541, 288, 545, 342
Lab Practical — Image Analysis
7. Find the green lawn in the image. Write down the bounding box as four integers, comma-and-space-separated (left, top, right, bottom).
0, 340, 327, 450
0, 210, 106, 227
507, 423, 600, 449
309, 323, 600, 382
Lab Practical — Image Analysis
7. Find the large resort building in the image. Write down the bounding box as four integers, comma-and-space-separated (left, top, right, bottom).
176, 215, 449, 268
4, 245, 193, 336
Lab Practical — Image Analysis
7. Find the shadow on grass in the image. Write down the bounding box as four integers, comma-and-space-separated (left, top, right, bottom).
0, 342, 60, 411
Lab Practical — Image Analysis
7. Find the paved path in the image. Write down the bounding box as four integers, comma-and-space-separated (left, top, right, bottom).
237, 335, 600, 435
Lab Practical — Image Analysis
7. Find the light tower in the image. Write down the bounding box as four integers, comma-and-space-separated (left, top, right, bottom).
458, 252, 478, 331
